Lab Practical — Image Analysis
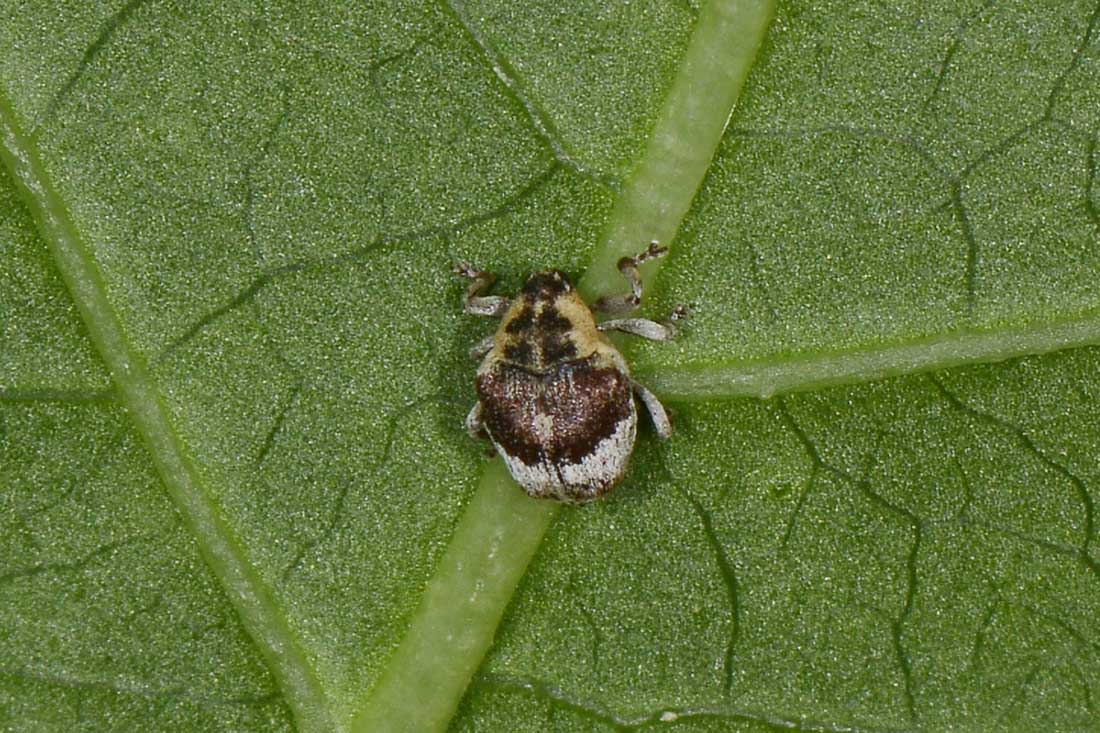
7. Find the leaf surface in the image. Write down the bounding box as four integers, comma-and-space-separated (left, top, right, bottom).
2, 2, 1099, 732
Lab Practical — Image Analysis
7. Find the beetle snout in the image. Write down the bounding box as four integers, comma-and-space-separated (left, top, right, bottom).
522, 270, 572, 298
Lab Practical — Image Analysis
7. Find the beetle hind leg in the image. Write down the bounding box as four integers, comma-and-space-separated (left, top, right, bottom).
632, 380, 672, 440
465, 402, 488, 440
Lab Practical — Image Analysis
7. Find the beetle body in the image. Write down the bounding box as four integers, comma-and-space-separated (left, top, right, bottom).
457, 243, 682, 504
475, 272, 636, 501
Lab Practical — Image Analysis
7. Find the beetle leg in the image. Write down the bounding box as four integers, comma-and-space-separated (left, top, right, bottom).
453, 261, 510, 317
632, 380, 672, 440
593, 240, 668, 315
598, 304, 689, 341
469, 333, 496, 359
465, 402, 487, 440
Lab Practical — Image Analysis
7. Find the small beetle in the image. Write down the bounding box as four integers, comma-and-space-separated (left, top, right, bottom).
454, 241, 686, 503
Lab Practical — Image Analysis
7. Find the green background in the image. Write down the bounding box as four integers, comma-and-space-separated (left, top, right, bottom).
3, 1, 1100, 731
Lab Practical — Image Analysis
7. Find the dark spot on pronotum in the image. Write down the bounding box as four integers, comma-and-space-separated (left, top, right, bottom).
540, 333, 577, 363
504, 306, 535, 334
504, 341, 534, 363
536, 306, 573, 333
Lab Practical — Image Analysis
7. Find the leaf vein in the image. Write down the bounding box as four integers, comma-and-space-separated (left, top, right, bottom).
679, 490, 741, 695
33, 0, 152, 133
0, 91, 337, 732
645, 312, 1100, 400
931, 375, 1100, 582
156, 165, 560, 358
439, 0, 619, 189
473, 672, 912, 733
0, 666, 280, 708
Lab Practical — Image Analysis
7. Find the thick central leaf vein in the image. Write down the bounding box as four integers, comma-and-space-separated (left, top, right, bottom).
353, 1, 778, 731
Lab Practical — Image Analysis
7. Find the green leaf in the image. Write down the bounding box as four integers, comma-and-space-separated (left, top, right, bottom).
2, 3, 1099, 733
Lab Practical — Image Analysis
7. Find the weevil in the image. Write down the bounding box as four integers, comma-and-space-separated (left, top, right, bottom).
454, 241, 686, 503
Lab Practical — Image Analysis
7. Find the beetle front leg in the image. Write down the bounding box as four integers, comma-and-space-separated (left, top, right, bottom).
453, 262, 511, 317
593, 240, 668, 315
